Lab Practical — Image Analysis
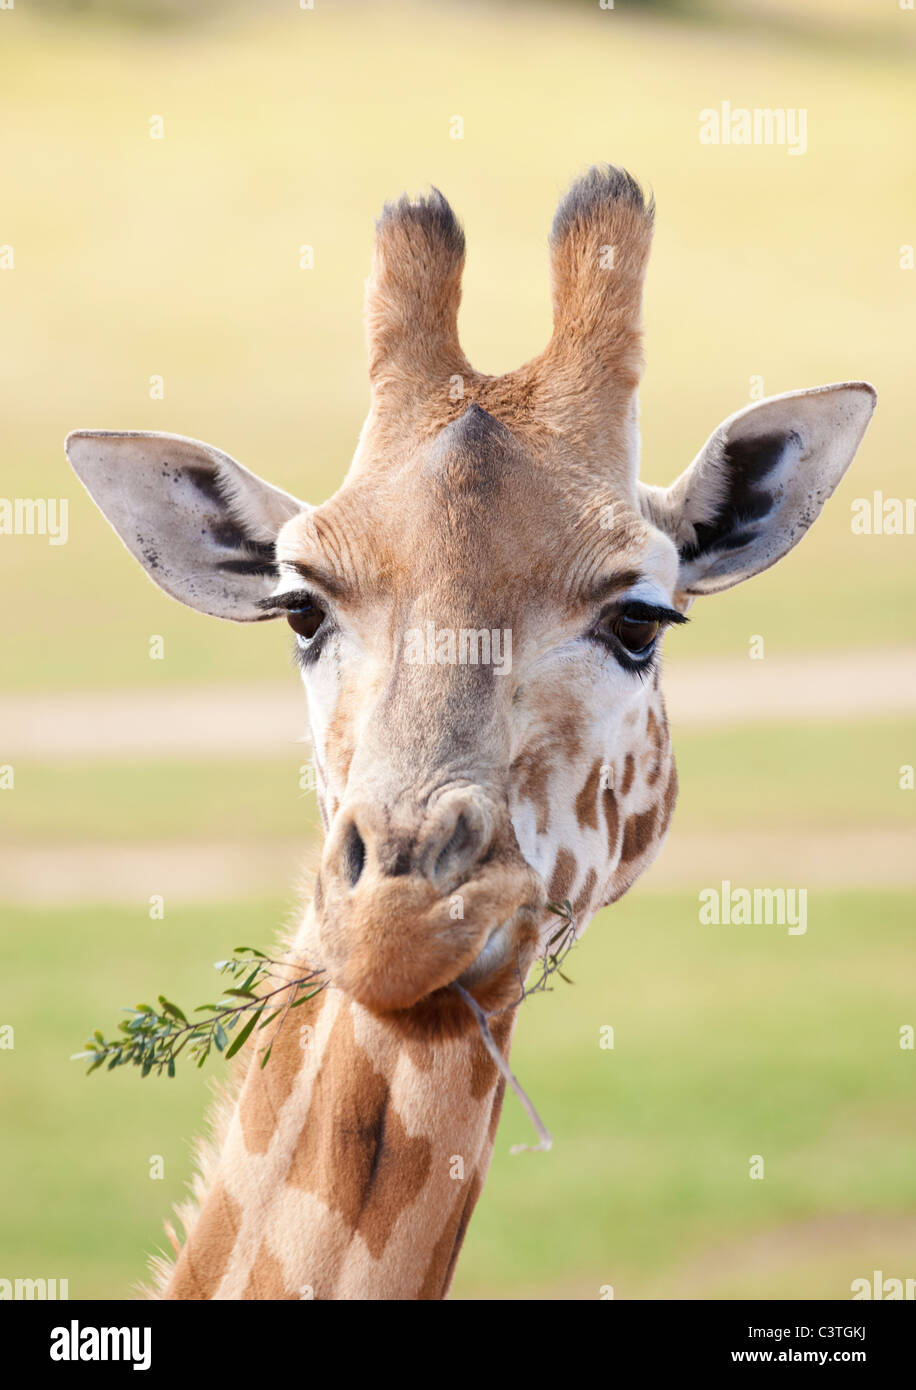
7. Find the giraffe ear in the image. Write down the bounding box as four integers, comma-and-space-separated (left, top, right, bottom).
638, 383, 876, 596
65, 431, 307, 620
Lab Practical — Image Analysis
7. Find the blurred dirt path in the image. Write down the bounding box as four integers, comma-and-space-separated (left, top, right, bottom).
3, 827, 913, 905
2, 647, 915, 760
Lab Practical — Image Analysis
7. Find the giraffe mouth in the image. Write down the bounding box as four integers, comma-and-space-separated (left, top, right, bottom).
454, 921, 513, 988
452, 901, 541, 993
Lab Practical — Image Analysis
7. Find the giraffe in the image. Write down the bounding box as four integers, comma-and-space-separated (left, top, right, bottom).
66, 166, 875, 1299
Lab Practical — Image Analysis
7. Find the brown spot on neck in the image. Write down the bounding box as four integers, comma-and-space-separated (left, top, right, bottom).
241, 1240, 298, 1300
488, 1075, 508, 1146
573, 867, 597, 920
165, 1181, 241, 1300
512, 745, 551, 835
286, 1003, 432, 1264
645, 707, 664, 786
604, 786, 620, 858
469, 1010, 513, 1100
574, 758, 603, 831
620, 804, 658, 864
658, 758, 678, 836
548, 847, 577, 904
239, 983, 328, 1156
416, 1168, 483, 1300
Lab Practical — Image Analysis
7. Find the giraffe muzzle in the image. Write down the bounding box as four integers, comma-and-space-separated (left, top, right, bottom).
314, 792, 544, 1012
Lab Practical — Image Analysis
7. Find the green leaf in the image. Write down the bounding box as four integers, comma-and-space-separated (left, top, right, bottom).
290, 987, 323, 1008
224, 1008, 263, 1060
158, 996, 188, 1024
259, 1041, 274, 1069
214, 1023, 228, 1052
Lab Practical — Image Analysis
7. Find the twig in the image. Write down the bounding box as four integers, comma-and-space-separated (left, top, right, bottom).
450, 982, 553, 1155
486, 898, 578, 1017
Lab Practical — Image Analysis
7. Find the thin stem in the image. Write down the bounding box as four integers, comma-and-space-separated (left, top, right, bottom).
450, 982, 553, 1155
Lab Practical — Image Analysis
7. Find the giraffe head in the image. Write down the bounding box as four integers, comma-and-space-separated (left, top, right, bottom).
67, 167, 875, 1020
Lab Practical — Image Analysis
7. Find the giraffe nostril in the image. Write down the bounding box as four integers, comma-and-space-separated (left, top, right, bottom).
430, 809, 489, 888
341, 822, 366, 888
434, 812, 472, 881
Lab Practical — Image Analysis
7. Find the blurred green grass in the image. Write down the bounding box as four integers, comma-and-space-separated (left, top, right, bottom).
464, 886, 916, 1299
1, 0, 914, 688
1, 889, 912, 1298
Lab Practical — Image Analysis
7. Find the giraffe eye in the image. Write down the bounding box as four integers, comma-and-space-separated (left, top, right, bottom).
287, 599, 326, 643
610, 614, 660, 654
595, 609, 661, 660
592, 599, 687, 668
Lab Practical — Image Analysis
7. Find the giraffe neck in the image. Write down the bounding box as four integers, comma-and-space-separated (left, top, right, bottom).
162, 927, 513, 1300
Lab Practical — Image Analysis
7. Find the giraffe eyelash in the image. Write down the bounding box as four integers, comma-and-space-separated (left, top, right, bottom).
600, 599, 689, 628
256, 588, 324, 615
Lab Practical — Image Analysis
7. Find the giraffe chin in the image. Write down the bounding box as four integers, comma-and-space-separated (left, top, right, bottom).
391, 902, 543, 1040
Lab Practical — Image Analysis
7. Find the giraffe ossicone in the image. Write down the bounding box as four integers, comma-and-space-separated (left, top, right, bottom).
66, 166, 875, 1299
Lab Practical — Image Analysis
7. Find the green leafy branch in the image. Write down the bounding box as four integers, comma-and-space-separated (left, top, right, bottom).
72, 948, 327, 1078
483, 898, 578, 1019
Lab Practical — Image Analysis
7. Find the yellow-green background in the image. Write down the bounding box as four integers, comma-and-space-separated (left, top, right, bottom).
1, 0, 913, 1299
